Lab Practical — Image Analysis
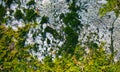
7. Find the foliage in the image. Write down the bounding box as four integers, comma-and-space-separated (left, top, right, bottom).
3, 0, 14, 8
25, 8, 39, 22
0, 24, 41, 71
99, 0, 120, 17
0, 0, 120, 71
14, 9, 24, 20
0, 4, 6, 23
1, 24, 120, 71
59, 0, 86, 55
62, 26, 78, 54
27, 0, 35, 6
40, 42, 120, 72
40, 16, 49, 25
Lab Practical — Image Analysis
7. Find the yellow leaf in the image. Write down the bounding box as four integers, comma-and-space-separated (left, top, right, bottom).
10, 49, 17, 58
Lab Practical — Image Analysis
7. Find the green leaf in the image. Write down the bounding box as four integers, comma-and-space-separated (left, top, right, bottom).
0, 4, 6, 22
14, 9, 24, 20
27, 0, 35, 6
40, 16, 49, 24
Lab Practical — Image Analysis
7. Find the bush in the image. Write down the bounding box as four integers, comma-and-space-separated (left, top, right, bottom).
41, 42, 120, 72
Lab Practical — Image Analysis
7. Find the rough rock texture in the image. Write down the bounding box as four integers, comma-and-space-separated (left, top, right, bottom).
83, 0, 120, 61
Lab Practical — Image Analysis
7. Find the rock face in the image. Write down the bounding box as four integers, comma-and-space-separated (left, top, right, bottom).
82, 0, 120, 61
45, 0, 120, 60
1, 0, 120, 60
